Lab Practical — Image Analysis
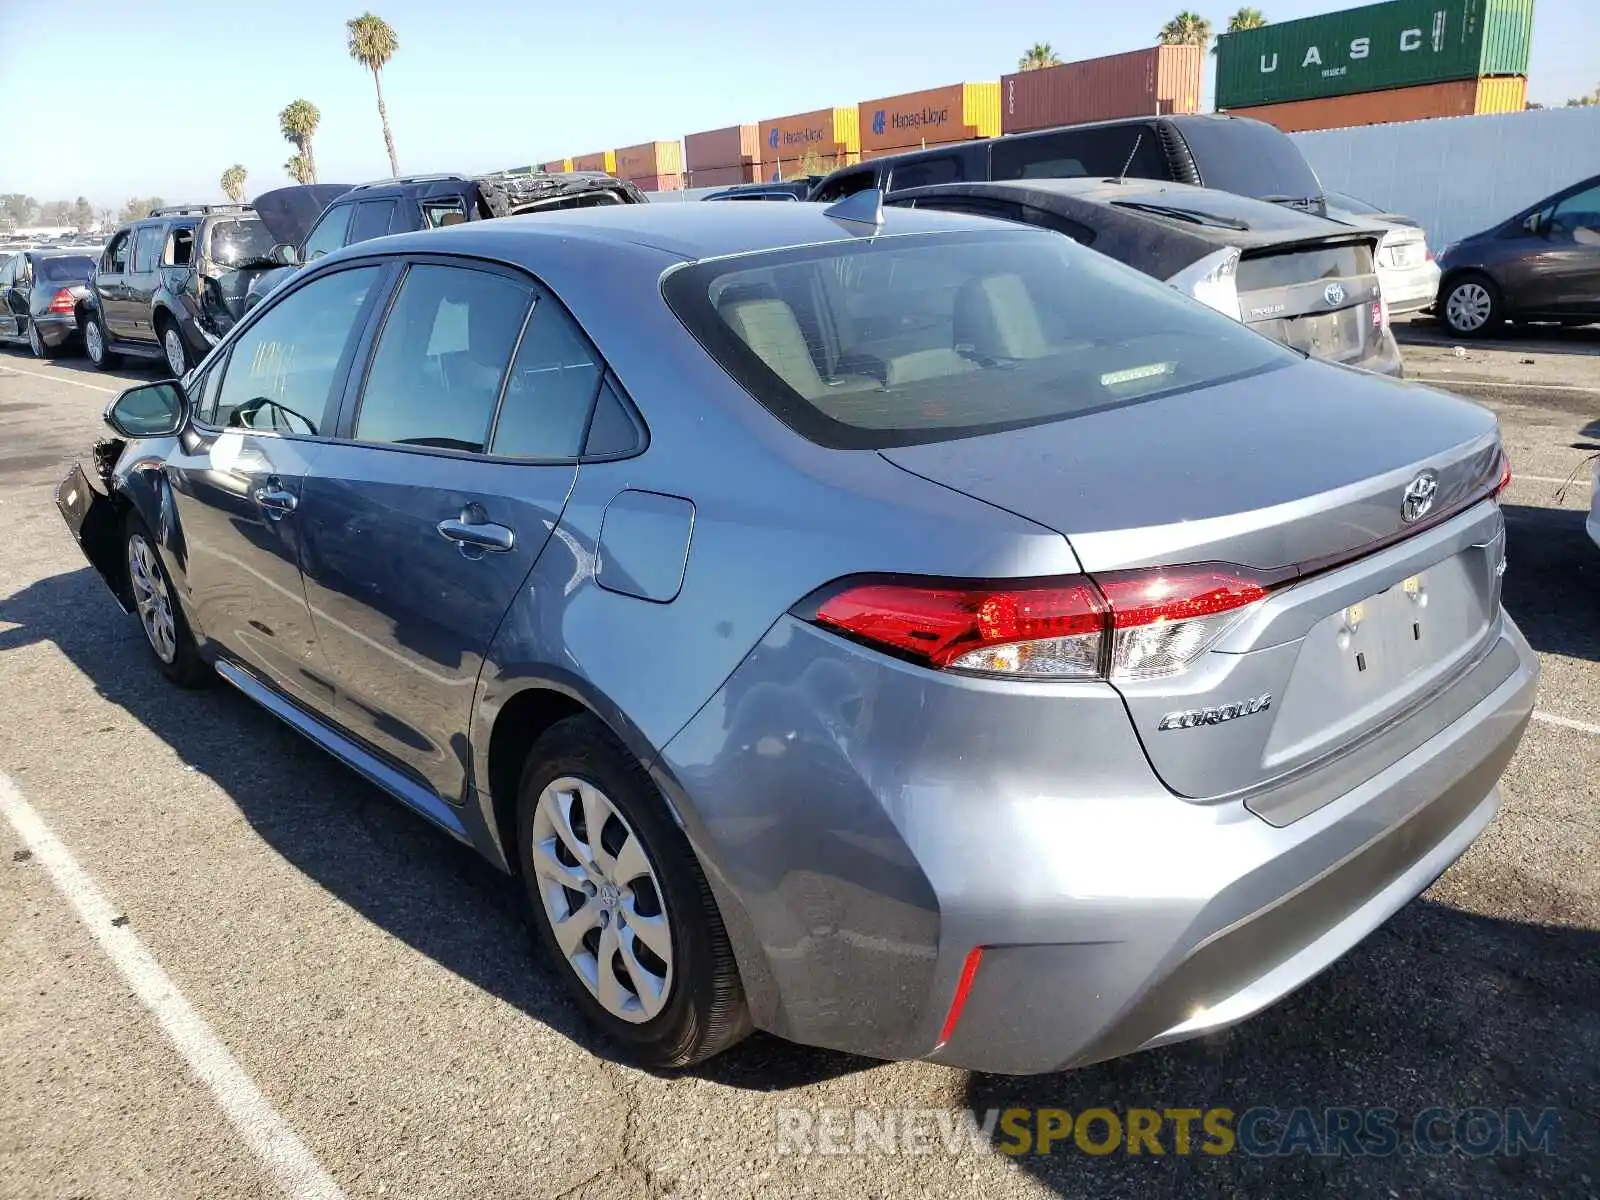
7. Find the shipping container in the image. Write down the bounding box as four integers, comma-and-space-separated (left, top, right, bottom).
685, 162, 763, 187
1000, 45, 1202, 134
1228, 74, 1527, 133
572, 151, 616, 174
627, 173, 683, 193
685, 124, 761, 172
759, 107, 859, 176
616, 141, 685, 183
855, 82, 1000, 155
541, 158, 574, 173
1216, 0, 1534, 109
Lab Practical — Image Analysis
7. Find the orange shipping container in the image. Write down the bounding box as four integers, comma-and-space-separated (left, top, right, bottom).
1001, 46, 1202, 134
1225, 76, 1527, 133
686, 162, 762, 187
628, 173, 683, 193
685, 124, 761, 172
759, 107, 859, 175
541, 158, 574, 173
857, 82, 1000, 155
616, 140, 684, 182
572, 151, 616, 174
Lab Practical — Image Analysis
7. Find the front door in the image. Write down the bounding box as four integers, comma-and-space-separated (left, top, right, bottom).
121, 221, 167, 343
297, 259, 604, 802
95, 230, 132, 334
165, 262, 388, 712
0, 256, 18, 338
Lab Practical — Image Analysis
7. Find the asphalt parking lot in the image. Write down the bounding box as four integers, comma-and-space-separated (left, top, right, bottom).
0, 325, 1596, 1200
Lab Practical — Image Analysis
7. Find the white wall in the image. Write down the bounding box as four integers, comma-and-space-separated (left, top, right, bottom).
1292, 107, 1600, 248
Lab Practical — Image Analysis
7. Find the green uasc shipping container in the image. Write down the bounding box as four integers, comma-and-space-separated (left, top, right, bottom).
1215, 0, 1534, 109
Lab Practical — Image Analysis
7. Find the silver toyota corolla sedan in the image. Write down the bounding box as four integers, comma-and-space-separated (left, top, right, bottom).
57, 198, 1537, 1074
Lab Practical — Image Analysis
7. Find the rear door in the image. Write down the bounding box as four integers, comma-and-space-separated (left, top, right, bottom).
345, 199, 397, 248
297, 258, 601, 801
164, 262, 389, 713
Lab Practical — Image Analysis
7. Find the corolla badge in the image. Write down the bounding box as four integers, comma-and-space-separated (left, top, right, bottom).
1158, 693, 1273, 731
1323, 282, 1347, 307
1401, 470, 1439, 523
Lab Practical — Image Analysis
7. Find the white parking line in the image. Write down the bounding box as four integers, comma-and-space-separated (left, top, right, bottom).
0, 773, 347, 1200
1515, 473, 1593, 487
1411, 376, 1600, 394
1532, 710, 1600, 737
0, 362, 118, 393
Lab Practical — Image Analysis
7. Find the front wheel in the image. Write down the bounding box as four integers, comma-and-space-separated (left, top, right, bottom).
1441, 274, 1503, 338
26, 320, 58, 359
84, 311, 121, 370
124, 514, 210, 687
517, 715, 750, 1068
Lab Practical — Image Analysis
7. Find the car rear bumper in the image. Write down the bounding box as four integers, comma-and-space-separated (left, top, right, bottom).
32, 314, 80, 348
1381, 260, 1442, 315
662, 612, 1537, 1073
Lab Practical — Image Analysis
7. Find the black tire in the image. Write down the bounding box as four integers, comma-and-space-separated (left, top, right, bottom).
83, 309, 121, 370
123, 512, 210, 687
1439, 272, 1504, 339
516, 714, 749, 1068
26, 320, 59, 359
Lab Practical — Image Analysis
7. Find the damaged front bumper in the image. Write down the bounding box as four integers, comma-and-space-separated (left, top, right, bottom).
56, 457, 131, 612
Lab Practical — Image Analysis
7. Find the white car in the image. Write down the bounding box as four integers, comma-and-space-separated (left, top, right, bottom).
1326, 191, 1441, 316
1588, 458, 1600, 551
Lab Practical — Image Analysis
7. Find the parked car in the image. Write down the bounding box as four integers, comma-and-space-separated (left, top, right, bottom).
248, 171, 647, 306
889, 179, 1401, 376
57, 202, 1533, 1075
810, 115, 1328, 214
1324, 190, 1441, 317
82, 204, 277, 376
703, 179, 818, 202
1435, 173, 1600, 337
0, 248, 98, 357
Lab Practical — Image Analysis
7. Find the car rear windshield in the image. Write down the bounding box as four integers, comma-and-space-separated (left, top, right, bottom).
1238, 241, 1375, 292
1177, 119, 1324, 207
662, 229, 1295, 449
38, 256, 95, 282
207, 217, 275, 267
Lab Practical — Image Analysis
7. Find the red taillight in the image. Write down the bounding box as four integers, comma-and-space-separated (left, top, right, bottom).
1493, 453, 1513, 499
808, 565, 1279, 681
46, 289, 75, 314
936, 947, 985, 1047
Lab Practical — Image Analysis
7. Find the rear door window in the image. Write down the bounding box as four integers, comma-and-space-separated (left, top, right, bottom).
663, 229, 1292, 449
347, 200, 397, 245
302, 205, 354, 260
886, 157, 962, 190
489, 292, 604, 459
991, 125, 1165, 183
813, 170, 877, 203
353, 263, 532, 452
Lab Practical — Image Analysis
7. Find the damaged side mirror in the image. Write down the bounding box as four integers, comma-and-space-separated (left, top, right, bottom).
269, 243, 300, 267
105, 380, 188, 438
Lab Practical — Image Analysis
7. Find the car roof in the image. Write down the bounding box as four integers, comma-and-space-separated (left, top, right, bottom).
340, 198, 1014, 264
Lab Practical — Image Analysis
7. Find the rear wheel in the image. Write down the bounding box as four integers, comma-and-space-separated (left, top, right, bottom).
516, 715, 749, 1068
124, 514, 209, 687
158, 316, 191, 377
84, 311, 120, 370
1441, 273, 1503, 338
26, 320, 58, 359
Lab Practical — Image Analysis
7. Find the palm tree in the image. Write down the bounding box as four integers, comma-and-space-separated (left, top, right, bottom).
220, 164, 248, 203
347, 12, 400, 177
285, 155, 314, 185
1017, 42, 1062, 72
278, 100, 321, 184
1159, 10, 1213, 50
1215, 7, 1267, 52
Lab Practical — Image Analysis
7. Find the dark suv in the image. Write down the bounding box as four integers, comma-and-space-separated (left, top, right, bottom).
82, 204, 276, 376
809, 115, 1327, 214
248, 171, 647, 306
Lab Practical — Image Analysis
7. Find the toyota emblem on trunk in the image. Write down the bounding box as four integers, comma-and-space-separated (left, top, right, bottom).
1324, 282, 1346, 307
1401, 471, 1439, 523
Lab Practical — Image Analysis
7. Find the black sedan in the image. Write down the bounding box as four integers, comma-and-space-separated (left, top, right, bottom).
1435, 173, 1600, 337
0, 248, 98, 358
887, 177, 1401, 376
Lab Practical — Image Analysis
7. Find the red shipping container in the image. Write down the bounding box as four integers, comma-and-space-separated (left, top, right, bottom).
628, 173, 683, 193
685, 163, 762, 187
685, 125, 761, 172
1001, 46, 1202, 134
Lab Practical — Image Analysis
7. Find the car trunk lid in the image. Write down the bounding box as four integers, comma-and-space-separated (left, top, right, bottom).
1237, 236, 1385, 366
878, 360, 1506, 804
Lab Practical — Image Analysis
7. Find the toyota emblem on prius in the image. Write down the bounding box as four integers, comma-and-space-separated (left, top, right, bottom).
1323, 282, 1346, 307
1401, 470, 1439, 523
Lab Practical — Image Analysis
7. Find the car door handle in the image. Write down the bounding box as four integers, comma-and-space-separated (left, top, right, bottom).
252, 481, 298, 519
437, 505, 515, 555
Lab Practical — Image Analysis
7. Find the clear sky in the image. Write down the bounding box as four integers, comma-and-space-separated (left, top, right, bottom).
2, 0, 1595, 208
